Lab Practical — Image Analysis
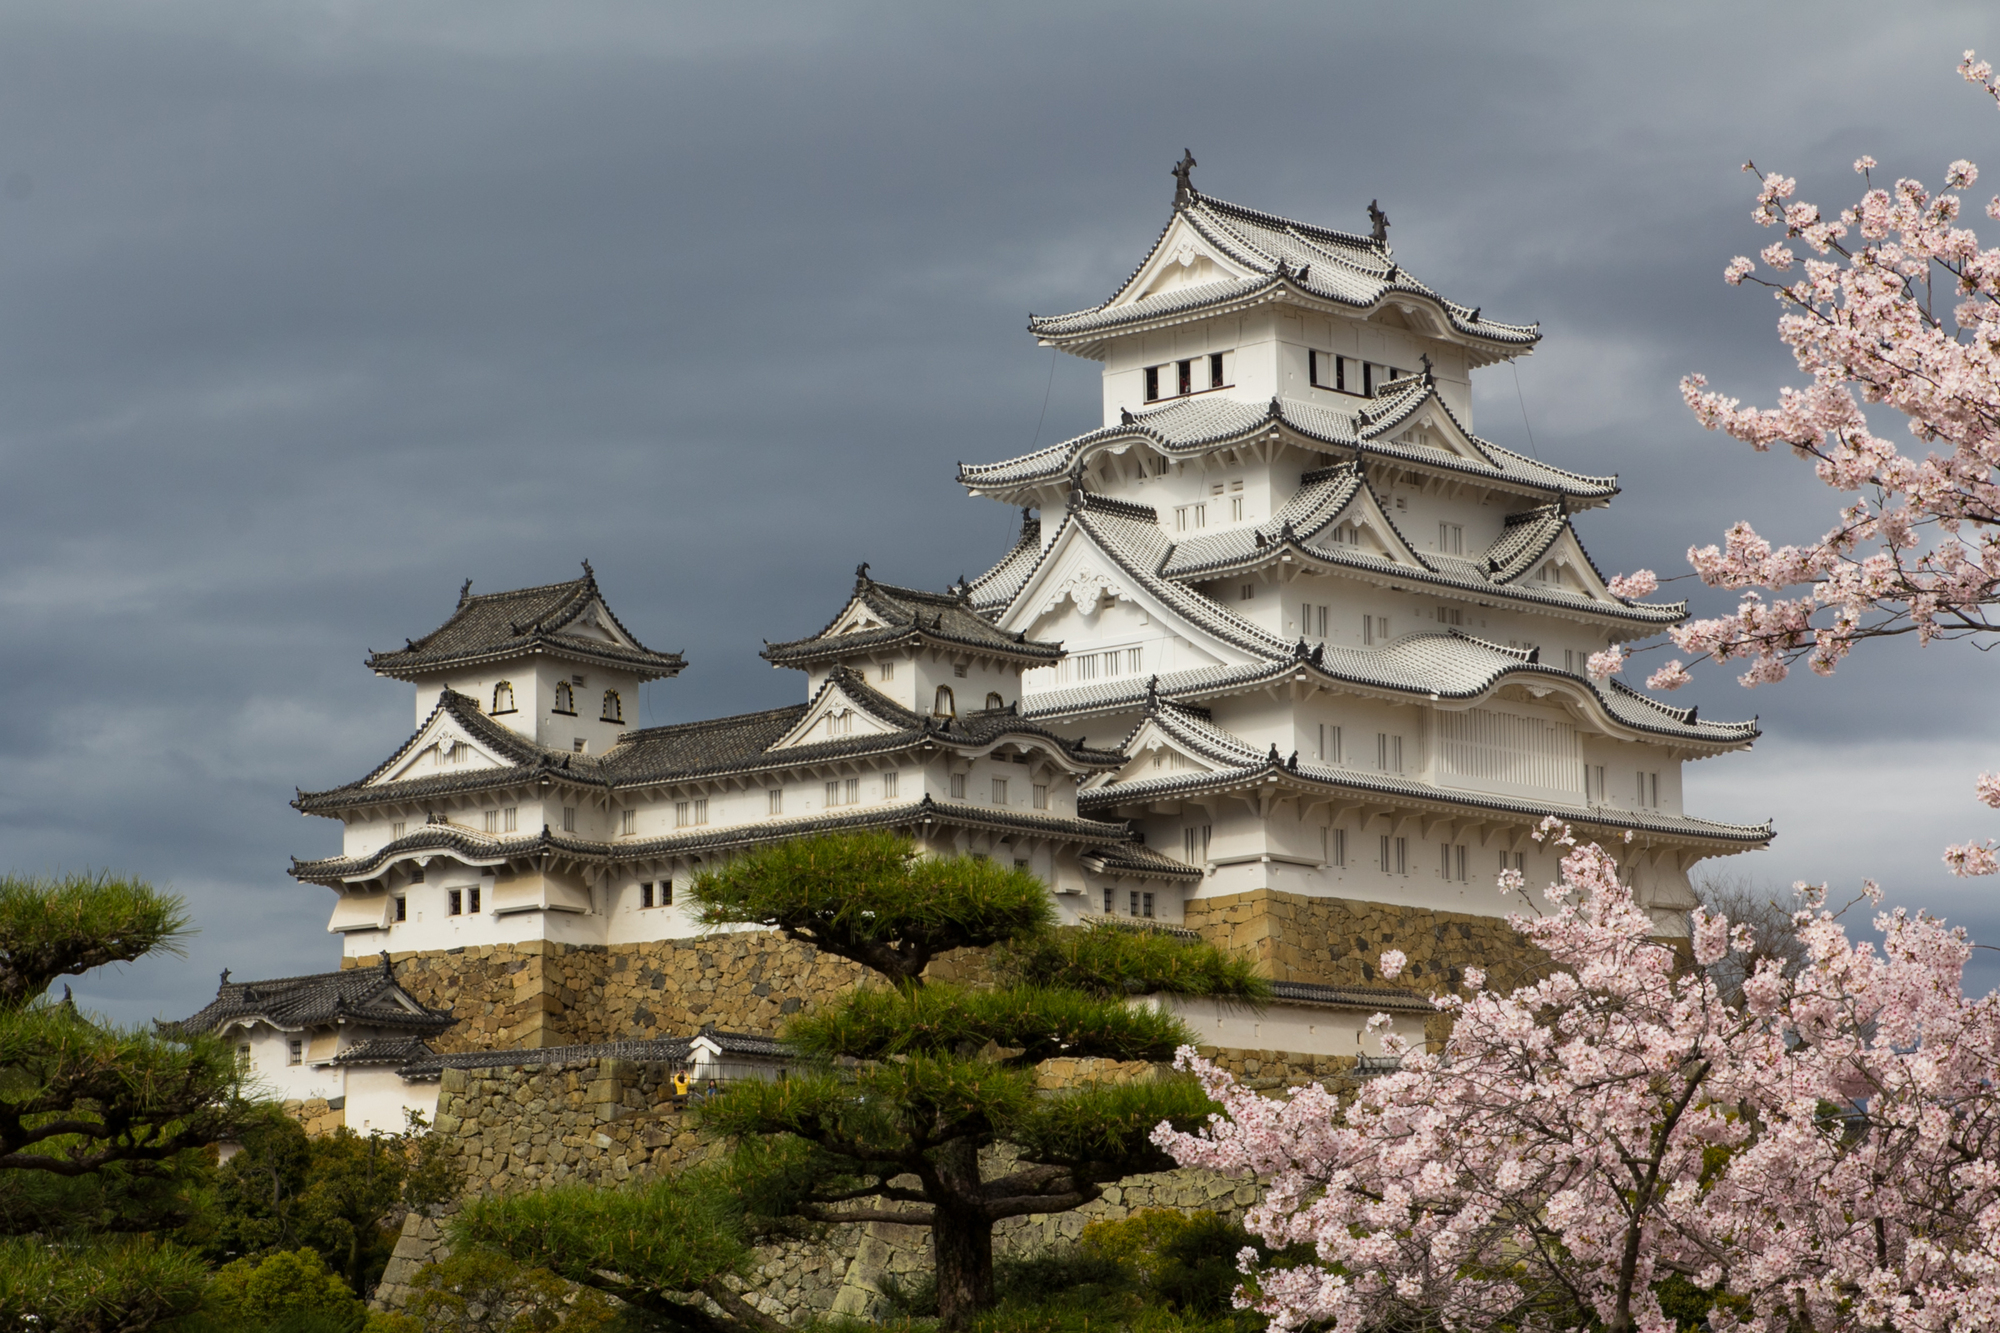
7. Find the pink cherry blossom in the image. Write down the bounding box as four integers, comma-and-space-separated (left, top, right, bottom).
1585, 646, 1626, 679
1672, 56, 2000, 871
1159, 826, 2000, 1333
1608, 569, 1659, 598
1377, 949, 1407, 980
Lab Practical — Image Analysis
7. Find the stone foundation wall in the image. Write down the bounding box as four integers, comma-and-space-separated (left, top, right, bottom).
1185, 889, 1547, 990
378, 1052, 1262, 1324
352, 935, 871, 1052
281, 1096, 347, 1137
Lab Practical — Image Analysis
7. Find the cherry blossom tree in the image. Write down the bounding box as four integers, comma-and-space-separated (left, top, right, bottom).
1159, 821, 2000, 1333
1618, 52, 2000, 872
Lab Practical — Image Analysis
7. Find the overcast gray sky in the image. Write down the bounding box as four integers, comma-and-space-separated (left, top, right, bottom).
9, 1, 2000, 1023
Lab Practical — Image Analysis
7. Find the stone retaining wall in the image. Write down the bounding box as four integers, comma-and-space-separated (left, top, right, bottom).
376, 1051, 1271, 1324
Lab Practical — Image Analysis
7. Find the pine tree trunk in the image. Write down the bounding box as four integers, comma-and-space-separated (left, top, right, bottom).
930, 1141, 994, 1331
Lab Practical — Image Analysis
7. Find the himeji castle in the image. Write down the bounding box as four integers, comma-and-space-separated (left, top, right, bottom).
264, 160, 1769, 1077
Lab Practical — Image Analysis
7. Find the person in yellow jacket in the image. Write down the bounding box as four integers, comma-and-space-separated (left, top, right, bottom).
673, 1069, 690, 1102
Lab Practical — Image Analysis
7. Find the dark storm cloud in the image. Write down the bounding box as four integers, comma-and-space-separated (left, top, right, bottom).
5, 0, 2000, 1020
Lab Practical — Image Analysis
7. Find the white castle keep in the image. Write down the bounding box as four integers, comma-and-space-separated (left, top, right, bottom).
228, 165, 1767, 1106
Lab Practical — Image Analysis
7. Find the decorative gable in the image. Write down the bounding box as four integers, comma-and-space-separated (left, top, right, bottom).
368, 715, 510, 785
1115, 216, 1254, 307
1308, 484, 1422, 567
767, 678, 905, 751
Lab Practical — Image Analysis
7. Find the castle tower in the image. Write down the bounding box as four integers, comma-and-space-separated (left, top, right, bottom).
955, 164, 1768, 966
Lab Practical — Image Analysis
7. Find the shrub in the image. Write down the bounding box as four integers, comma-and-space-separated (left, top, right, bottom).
194, 1246, 365, 1331
0, 1236, 210, 1333
401, 1247, 620, 1333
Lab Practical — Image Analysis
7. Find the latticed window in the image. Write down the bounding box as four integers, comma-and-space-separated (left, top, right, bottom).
491, 680, 516, 714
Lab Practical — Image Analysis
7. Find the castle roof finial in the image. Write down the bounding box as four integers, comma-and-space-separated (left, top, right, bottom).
458, 578, 473, 606
1171, 149, 1197, 207
1368, 199, 1390, 245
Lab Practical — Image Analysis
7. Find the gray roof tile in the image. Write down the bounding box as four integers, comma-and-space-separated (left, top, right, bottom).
366, 567, 685, 681
763, 572, 1060, 667
1029, 193, 1539, 353
171, 956, 455, 1036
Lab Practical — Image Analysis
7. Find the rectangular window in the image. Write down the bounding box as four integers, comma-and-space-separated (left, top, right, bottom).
485, 809, 499, 833
391, 821, 406, 839
393, 896, 407, 922
1317, 723, 1342, 764
288, 1039, 303, 1066
954, 662, 968, 678
573, 738, 587, 753
1376, 733, 1403, 773
1337, 355, 1350, 392
1103, 887, 1114, 914
881, 660, 894, 681
1327, 826, 1347, 867
1442, 845, 1467, 883
238, 1042, 251, 1065
1014, 858, 1029, 871
1586, 764, 1606, 803
1439, 523, 1464, 555
1364, 614, 1390, 645
825, 780, 841, 807
1032, 783, 1048, 810
1241, 583, 1255, 600
1380, 835, 1390, 872
448, 889, 463, 916
1363, 361, 1374, 396
883, 772, 899, 799
1142, 892, 1155, 919
1395, 837, 1408, 874
1145, 365, 1160, 401
693, 798, 708, 825
1193, 502, 1206, 528
1129, 890, 1140, 917
562, 806, 577, 833
468, 885, 481, 913
620, 810, 636, 836
1208, 351, 1226, 388
1309, 348, 1329, 387
675, 800, 691, 827
1175, 506, 1189, 531
1180, 823, 1212, 865
641, 881, 654, 909
1438, 605, 1464, 627
1500, 850, 1527, 874
660, 879, 673, 905
991, 777, 1009, 805
1231, 496, 1244, 521
845, 778, 859, 804
410, 865, 425, 884
950, 773, 966, 799
1177, 359, 1192, 396
503, 807, 517, 833
769, 788, 783, 816
1126, 647, 1143, 673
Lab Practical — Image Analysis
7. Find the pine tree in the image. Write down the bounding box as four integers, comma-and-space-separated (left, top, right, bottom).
461, 832, 1264, 1331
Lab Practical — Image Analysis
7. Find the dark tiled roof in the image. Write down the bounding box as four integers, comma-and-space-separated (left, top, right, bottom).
1080, 843, 1205, 882
171, 957, 455, 1036
365, 567, 685, 681
1087, 697, 1770, 846
1268, 981, 1437, 1014
294, 689, 600, 814
960, 381, 1616, 502
762, 572, 1061, 667
395, 1026, 788, 1082
291, 793, 1141, 886
297, 671, 1127, 823
1028, 192, 1539, 360
331, 1035, 438, 1067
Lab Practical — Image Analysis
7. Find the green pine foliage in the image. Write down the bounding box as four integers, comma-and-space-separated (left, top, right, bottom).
0, 872, 252, 1195
0, 1235, 213, 1333
465, 834, 1270, 1331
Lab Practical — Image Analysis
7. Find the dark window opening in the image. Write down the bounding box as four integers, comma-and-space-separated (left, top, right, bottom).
933, 685, 955, 718
640, 881, 654, 908
1144, 365, 1160, 402
447, 889, 463, 916
1363, 362, 1373, 396
393, 896, 407, 923
1177, 360, 1192, 396
468, 885, 481, 913
1209, 352, 1224, 386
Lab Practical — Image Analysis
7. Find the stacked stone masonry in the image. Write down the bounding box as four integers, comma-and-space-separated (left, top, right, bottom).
374, 1054, 1271, 1323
